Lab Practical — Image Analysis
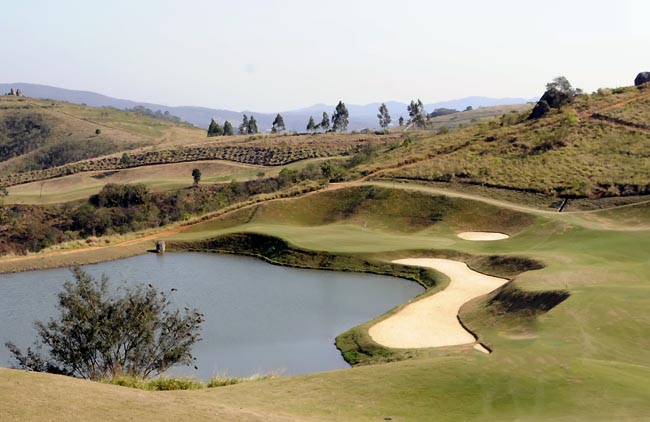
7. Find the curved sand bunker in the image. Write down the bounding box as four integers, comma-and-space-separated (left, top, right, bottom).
457, 232, 509, 241
368, 258, 508, 349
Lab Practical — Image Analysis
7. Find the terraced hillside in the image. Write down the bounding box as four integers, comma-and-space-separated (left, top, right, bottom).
0, 95, 205, 174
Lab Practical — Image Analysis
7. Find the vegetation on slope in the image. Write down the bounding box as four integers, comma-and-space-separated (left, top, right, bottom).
372, 86, 650, 198
0, 96, 197, 173
181, 185, 536, 236
0, 169, 324, 255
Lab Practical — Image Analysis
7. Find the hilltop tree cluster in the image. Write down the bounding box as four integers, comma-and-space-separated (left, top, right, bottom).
238, 114, 258, 135
305, 102, 349, 133
126, 106, 184, 124
207, 119, 235, 137
202, 96, 493, 134
5, 88, 23, 96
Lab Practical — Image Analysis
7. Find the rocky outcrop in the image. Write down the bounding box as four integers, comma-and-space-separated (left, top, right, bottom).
635, 72, 650, 87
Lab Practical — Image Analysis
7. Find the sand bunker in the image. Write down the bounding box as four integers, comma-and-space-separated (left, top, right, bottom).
457, 232, 509, 241
368, 258, 508, 349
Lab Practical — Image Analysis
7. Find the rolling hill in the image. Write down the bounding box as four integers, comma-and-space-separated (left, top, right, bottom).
0, 83, 532, 131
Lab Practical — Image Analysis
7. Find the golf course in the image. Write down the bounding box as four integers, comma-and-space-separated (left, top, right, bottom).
1, 83, 649, 421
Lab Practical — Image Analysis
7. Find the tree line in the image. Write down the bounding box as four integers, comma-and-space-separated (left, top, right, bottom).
207, 92, 553, 136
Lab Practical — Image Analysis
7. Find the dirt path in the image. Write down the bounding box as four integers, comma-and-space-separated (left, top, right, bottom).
368, 258, 508, 349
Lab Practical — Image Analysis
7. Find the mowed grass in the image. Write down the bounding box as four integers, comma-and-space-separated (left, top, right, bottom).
2, 183, 650, 420
164, 185, 650, 420
5, 157, 337, 204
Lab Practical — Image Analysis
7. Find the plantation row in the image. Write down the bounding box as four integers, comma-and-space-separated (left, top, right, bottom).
0, 143, 365, 187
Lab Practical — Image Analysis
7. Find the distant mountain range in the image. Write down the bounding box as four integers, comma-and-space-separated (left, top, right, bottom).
1, 83, 535, 131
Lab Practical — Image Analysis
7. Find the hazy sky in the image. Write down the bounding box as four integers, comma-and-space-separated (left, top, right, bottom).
2, 0, 648, 112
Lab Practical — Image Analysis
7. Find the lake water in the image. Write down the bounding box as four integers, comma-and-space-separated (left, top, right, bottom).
0, 252, 423, 379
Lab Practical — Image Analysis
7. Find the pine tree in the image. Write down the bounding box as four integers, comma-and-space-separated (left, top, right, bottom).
213, 121, 224, 136
207, 118, 218, 137
332, 101, 349, 132
247, 116, 258, 134
272, 113, 286, 133
399, 116, 404, 126
377, 103, 391, 130
320, 112, 330, 132
223, 120, 234, 136
238, 114, 249, 135
306, 116, 317, 133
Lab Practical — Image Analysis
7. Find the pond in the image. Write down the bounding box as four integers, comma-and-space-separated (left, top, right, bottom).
0, 252, 423, 380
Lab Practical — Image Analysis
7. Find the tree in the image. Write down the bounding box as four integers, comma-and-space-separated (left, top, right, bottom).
546, 76, 575, 95
238, 115, 249, 135
272, 113, 285, 133
208, 119, 223, 137
464, 106, 473, 112
120, 153, 132, 166
306, 116, 317, 133
207, 119, 223, 137
320, 112, 330, 132
5, 267, 203, 380
192, 168, 202, 185
331, 101, 349, 132
398, 116, 404, 126
247, 116, 258, 134
223, 120, 234, 136
377, 103, 391, 130
407, 99, 426, 127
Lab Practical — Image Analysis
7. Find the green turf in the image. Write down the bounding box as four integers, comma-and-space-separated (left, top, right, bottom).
158, 185, 650, 420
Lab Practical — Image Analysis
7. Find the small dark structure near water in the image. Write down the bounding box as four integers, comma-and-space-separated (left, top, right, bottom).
156, 241, 166, 254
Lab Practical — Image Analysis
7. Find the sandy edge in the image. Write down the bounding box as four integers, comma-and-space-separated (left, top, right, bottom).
368, 258, 508, 350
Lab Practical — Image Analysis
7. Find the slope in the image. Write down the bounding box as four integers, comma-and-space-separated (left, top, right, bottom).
0, 95, 206, 175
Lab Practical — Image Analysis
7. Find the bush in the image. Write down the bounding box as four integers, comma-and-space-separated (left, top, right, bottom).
208, 373, 243, 387
95, 128, 101, 135
106, 375, 205, 391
